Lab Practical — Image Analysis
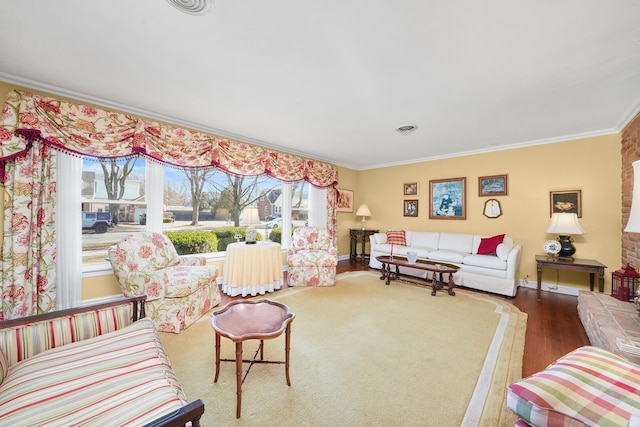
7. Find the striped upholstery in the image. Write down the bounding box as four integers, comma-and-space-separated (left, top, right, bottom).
506, 346, 640, 427
0, 318, 188, 426
0, 302, 134, 367
386, 230, 407, 246
0, 348, 7, 384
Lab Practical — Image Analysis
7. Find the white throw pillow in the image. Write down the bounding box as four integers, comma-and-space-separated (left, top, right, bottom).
496, 241, 513, 260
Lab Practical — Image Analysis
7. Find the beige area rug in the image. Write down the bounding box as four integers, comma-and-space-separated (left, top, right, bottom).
160, 272, 527, 426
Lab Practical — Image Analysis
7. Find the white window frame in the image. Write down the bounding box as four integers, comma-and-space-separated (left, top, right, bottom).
57, 156, 328, 302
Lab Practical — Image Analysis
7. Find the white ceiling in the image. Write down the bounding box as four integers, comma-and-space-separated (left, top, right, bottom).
1, 0, 639, 170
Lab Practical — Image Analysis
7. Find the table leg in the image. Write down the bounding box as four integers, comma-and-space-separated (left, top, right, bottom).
285, 323, 292, 386
537, 262, 543, 302
350, 234, 357, 264
598, 269, 605, 292
380, 261, 387, 281
235, 341, 243, 419
214, 332, 221, 382
259, 339, 264, 360
589, 272, 595, 292
447, 273, 456, 296
360, 236, 367, 265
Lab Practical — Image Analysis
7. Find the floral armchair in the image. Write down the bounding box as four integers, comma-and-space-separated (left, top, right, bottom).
108, 232, 221, 333
287, 227, 338, 287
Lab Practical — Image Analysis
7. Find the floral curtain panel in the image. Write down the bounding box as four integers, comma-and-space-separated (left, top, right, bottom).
0, 89, 340, 318
0, 141, 56, 319
0, 90, 339, 188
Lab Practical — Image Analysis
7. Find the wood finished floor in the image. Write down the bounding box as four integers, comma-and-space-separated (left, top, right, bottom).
219, 259, 591, 378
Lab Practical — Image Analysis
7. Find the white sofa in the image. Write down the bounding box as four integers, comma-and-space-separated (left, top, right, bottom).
368, 231, 522, 297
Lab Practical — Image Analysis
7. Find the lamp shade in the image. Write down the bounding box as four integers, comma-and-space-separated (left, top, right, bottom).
356, 204, 371, 217
546, 212, 585, 235
625, 160, 640, 233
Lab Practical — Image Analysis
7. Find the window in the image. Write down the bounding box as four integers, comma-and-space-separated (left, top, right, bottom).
56, 152, 327, 307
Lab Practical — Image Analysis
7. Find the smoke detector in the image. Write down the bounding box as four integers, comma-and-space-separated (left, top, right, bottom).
167, 0, 213, 15
396, 125, 417, 135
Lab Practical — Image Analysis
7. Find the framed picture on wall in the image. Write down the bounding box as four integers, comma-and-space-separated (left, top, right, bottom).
478, 174, 508, 196
336, 189, 354, 212
550, 190, 582, 217
404, 200, 418, 217
429, 177, 466, 219
403, 182, 419, 196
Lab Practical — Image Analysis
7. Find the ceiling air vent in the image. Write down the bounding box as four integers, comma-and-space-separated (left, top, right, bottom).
166, 0, 213, 15
396, 125, 417, 135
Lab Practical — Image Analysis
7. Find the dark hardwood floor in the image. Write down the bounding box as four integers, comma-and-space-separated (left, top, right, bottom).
220, 259, 591, 378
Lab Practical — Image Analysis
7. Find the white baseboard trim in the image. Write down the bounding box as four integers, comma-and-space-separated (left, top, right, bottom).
518, 279, 587, 297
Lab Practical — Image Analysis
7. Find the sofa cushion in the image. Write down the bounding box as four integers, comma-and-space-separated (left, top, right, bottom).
0, 318, 188, 426
372, 233, 387, 245
409, 231, 439, 249
438, 233, 474, 253
496, 239, 513, 260
428, 250, 467, 264
506, 346, 640, 427
462, 254, 507, 270
477, 234, 505, 255
386, 230, 407, 246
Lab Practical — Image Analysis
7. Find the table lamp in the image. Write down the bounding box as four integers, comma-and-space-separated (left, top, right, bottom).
546, 212, 585, 260
356, 204, 371, 230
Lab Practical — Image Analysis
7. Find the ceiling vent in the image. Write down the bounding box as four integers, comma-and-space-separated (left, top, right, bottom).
167, 0, 213, 15
396, 125, 417, 135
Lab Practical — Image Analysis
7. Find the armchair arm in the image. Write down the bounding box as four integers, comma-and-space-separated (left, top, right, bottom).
120, 272, 166, 301
177, 255, 206, 266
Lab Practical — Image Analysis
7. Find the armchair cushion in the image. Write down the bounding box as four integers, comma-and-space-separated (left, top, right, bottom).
287, 227, 337, 287
109, 232, 220, 333
506, 346, 640, 427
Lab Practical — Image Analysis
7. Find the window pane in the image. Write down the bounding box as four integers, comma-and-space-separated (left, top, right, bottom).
164, 167, 283, 249
291, 181, 309, 228
81, 158, 147, 264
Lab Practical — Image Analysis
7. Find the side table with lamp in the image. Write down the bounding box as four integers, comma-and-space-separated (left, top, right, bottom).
351, 204, 378, 265
536, 212, 607, 301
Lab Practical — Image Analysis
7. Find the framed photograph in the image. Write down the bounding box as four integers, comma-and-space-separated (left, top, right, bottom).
550, 190, 582, 217
429, 177, 466, 220
403, 182, 419, 196
404, 199, 418, 217
478, 174, 508, 196
336, 189, 354, 212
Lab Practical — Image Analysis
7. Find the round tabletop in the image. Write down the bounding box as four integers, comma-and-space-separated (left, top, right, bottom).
210, 299, 295, 342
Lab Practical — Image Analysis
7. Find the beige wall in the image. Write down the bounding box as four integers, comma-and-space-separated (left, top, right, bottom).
340, 134, 621, 293
0, 80, 623, 296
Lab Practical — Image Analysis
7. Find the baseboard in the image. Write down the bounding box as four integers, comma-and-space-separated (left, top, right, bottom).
518, 279, 583, 297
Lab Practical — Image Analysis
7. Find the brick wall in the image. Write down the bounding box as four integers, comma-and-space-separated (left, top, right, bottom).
622, 113, 640, 267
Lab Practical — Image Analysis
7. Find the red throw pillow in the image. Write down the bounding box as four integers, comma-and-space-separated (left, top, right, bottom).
477, 234, 505, 255
386, 230, 407, 246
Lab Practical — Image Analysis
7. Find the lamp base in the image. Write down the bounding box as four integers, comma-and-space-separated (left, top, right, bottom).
360, 217, 367, 230
557, 235, 576, 260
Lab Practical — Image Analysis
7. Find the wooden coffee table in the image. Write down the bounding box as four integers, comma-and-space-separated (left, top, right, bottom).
377, 255, 459, 296
210, 299, 295, 418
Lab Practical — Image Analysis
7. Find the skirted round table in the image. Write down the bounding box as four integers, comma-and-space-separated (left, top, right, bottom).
222, 241, 283, 296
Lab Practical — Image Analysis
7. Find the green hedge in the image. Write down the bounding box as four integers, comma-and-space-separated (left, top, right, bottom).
165, 231, 218, 255
269, 227, 282, 243
165, 228, 266, 254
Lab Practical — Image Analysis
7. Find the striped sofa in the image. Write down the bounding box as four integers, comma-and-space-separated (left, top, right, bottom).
0, 297, 204, 426
506, 346, 640, 427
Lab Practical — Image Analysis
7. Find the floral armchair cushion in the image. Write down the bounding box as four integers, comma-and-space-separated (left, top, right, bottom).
109, 232, 208, 300
287, 227, 337, 257
287, 227, 338, 287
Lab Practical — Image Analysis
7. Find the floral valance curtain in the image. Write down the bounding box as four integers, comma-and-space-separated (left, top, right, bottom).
0, 90, 339, 188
